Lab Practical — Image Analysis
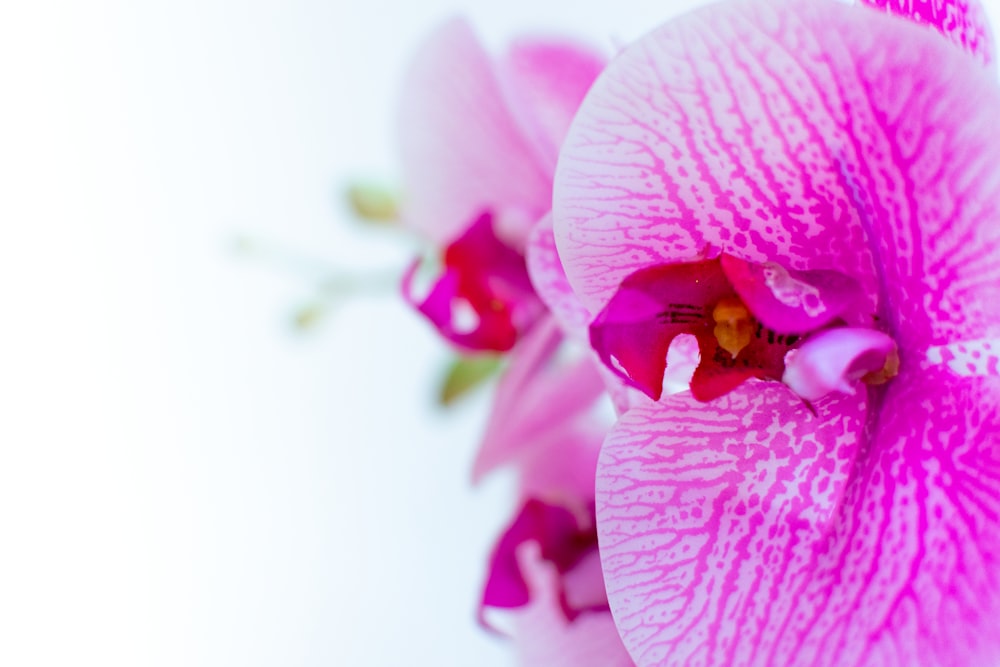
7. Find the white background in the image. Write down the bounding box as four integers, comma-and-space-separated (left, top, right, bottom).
1, 1, 997, 665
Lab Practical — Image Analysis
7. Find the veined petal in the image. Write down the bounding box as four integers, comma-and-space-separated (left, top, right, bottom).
553, 0, 1000, 348
858, 0, 994, 66
596, 385, 868, 666
926, 336, 1000, 377
398, 18, 550, 246
498, 37, 608, 173
800, 368, 1000, 666
597, 370, 1000, 665
526, 214, 593, 344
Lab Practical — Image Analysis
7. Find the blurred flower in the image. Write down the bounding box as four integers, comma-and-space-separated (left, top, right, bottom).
392, 17, 626, 663
475, 330, 632, 665
398, 17, 605, 352
551, 0, 1000, 664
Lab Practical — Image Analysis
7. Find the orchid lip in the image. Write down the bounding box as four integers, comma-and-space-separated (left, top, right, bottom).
589, 254, 898, 403
479, 497, 608, 629
402, 211, 544, 352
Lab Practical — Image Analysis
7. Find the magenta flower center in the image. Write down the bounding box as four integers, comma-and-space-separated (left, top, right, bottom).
402, 211, 545, 351
590, 253, 899, 403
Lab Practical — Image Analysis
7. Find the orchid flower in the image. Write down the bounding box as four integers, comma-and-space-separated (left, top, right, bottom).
398, 18, 605, 352
549, 0, 1000, 664
394, 20, 628, 662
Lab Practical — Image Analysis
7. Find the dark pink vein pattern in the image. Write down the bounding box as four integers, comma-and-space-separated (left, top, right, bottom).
552, 0, 1000, 355
859, 0, 994, 66
553, 0, 1000, 664
598, 370, 1000, 666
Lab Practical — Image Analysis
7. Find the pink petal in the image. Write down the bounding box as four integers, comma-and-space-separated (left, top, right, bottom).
497, 37, 608, 173
926, 336, 1000, 376
473, 317, 607, 484
552, 0, 1000, 357
515, 415, 607, 505
588, 258, 733, 401
402, 212, 542, 352
398, 18, 550, 246
720, 254, 867, 334
596, 384, 868, 665
802, 369, 1000, 665
782, 327, 897, 402
481, 498, 593, 612
525, 214, 592, 344
597, 370, 1000, 665
512, 542, 635, 667
858, 0, 994, 66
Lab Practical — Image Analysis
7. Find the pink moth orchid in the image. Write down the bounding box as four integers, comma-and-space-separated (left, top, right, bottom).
549, 0, 1000, 665
394, 18, 629, 663
398, 18, 605, 352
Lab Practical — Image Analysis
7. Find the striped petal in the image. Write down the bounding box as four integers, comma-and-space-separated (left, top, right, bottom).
525, 214, 592, 344
858, 0, 994, 65
552, 0, 1000, 356
596, 370, 1000, 665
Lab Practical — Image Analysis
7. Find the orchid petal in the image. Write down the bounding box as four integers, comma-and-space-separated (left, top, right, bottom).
596, 384, 868, 665
589, 258, 733, 400
526, 214, 592, 344
498, 38, 608, 172
482, 499, 586, 611
926, 336, 1000, 376
858, 0, 994, 66
473, 317, 607, 483
553, 0, 1000, 348
720, 254, 866, 334
782, 327, 897, 402
513, 542, 635, 667
398, 18, 550, 246
474, 316, 562, 481
403, 211, 544, 352
516, 416, 606, 504
597, 369, 1000, 665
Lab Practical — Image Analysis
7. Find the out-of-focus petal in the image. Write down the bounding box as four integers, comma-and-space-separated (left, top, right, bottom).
859, 0, 994, 65
473, 316, 561, 481
553, 0, 1000, 339
597, 369, 1000, 666
481, 499, 588, 611
513, 542, 634, 667
403, 212, 544, 352
398, 18, 550, 246
782, 327, 896, 401
473, 317, 607, 482
516, 417, 605, 505
498, 38, 608, 172
526, 215, 592, 343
